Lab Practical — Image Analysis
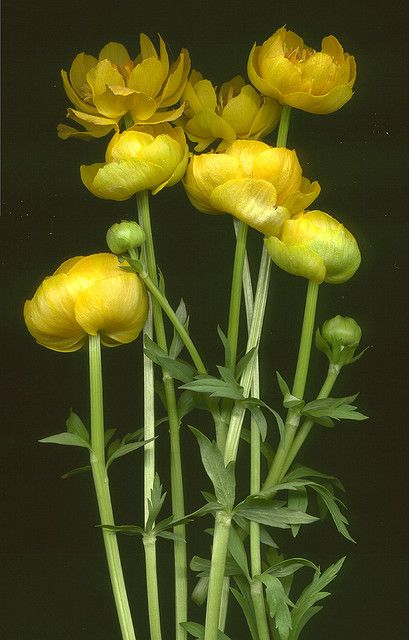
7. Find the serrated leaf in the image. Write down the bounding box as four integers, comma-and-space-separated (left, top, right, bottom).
157, 355, 195, 383
61, 464, 92, 479
217, 325, 232, 370
259, 557, 317, 579
289, 558, 345, 640
39, 432, 91, 449
310, 485, 355, 542
146, 474, 166, 531
288, 487, 308, 537
276, 371, 291, 398
259, 574, 293, 640
177, 389, 196, 420
106, 439, 149, 468
101, 524, 144, 536
169, 299, 189, 360
228, 524, 250, 580
104, 427, 118, 446
282, 465, 345, 492
235, 499, 318, 529
283, 394, 304, 410
235, 347, 257, 379
190, 556, 241, 578
181, 376, 244, 401
231, 579, 259, 640
190, 427, 235, 509
247, 405, 267, 441
66, 410, 89, 443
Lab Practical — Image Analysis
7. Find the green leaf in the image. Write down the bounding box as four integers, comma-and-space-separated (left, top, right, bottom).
157, 355, 195, 383
228, 524, 250, 580
233, 514, 279, 549
104, 427, 118, 446
61, 464, 92, 479
231, 577, 259, 640
101, 524, 144, 536
169, 299, 189, 360
288, 487, 308, 538
235, 347, 257, 379
310, 485, 355, 542
156, 530, 185, 542
259, 557, 317, 579
157, 268, 166, 295
106, 439, 149, 468
190, 427, 235, 509
217, 325, 232, 370
235, 498, 318, 529
289, 557, 345, 640
283, 394, 304, 410
146, 474, 166, 531
66, 410, 89, 443
181, 621, 232, 639
190, 555, 241, 578
191, 576, 209, 606
181, 376, 244, 401
282, 465, 345, 492
276, 371, 290, 398
247, 405, 267, 441
240, 427, 274, 465
302, 394, 368, 421
272, 409, 285, 441
39, 432, 91, 449
177, 390, 196, 420
259, 574, 293, 640
315, 328, 332, 360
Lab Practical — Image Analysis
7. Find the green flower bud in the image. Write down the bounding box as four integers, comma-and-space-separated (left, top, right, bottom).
106, 220, 145, 255
316, 315, 363, 367
322, 315, 361, 347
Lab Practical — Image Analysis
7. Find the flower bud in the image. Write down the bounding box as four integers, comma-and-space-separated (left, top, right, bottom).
106, 220, 146, 254
316, 315, 362, 366
322, 315, 361, 348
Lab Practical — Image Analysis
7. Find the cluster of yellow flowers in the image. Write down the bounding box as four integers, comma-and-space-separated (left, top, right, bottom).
25, 27, 360, 351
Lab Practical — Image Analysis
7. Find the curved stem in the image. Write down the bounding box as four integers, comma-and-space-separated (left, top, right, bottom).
262, 281, 320, 491
281, 363, 340, 477
137, 191, 187, 640
204, 511, 232, 640
88, 334, 136, 640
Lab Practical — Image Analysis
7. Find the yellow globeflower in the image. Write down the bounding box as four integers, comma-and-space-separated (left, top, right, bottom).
58, 34, 190, 139
183, 139, 320, 236
264, 210, 361, 283
24, 253, 148, 352
81, 123, 189, 201
182, 71, 281, 151
248, 27, 356, 114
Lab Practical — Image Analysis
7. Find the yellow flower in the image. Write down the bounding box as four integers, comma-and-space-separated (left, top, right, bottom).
24, 253, 148, 352
264, 210, 361, 283
183, 139, 320, 235
57, 35, 191, 139
248, 27, 356, 114
182, 71, 281, 151
80, 123, 189, 201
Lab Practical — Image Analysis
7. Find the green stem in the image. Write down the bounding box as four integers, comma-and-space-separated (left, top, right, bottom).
263, 281, 320, 491
88, 334, 136, 640
143, 535, 162, 640
227, 220, 248, 372
136, 191, 187, 640
281, 363, 340, 477
204, 511, 232, 640
276, 105, 292, 147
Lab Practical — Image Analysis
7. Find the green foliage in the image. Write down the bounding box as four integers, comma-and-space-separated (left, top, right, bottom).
181, 373, 244, 401
169, 299, 189, 360
144, 334, 196, 383
259, 574, 293, 640
231, 576, 260, 640
190, 427, 236, 510
302, 394, 368, 427
181, 621, 232, 639
234, 496, 318, 529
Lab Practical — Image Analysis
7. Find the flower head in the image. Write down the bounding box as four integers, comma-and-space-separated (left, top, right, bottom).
24, 253, 148, 352
81, 123, 189, 201
182, 71, 281, 151
58, 35, 191, 139
264, 210, 361, 283
248, 27, 356, 114
183, 139, 320, 235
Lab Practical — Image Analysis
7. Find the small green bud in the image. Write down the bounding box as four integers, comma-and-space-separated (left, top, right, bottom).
322, 315, 361, 348
106, 220, 145, 255
316, 315, 363, 367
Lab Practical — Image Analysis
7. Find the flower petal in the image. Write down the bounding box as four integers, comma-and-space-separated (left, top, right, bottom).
69, 53, 97, 101
98, 42, 131, 71
264, 235, 326, 283
61, 69, 98, 115
128, 57, 166, 98
159, 50, 191, 107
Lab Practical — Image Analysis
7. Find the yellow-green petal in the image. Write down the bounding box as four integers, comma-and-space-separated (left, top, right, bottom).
264, 236, 326, 283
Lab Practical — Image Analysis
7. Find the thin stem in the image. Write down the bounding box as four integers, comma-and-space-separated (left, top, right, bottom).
137, 191, 187, 640
143, 535, 163, 640
88, 334, 136, 640
204, 511, 232, 640
276, 105, 292, 148
281, 363, 340, 477
227, 220, 248, 372
263, 281, 320, 491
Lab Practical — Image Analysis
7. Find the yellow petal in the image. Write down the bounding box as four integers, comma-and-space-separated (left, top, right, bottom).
98, 42, 131, 70
160, 50, 191, 107
140, 33, 158, 60
264, 236, 326, 283
283, 84, 354, 114
138, 101, 185, 125
321, 35, 345, 65
61, 69, 98, 115
224, 139, 270, 176
222, 91, 259, 134
209, 178, 288, 236
192, 79, 217, 111
105, 130, 153, 162
282, 177, 321, 215
189, 153, 242, 198
65, 108, 119, 135
185, 109, 236, 150
74, 272, 148, 343
248, 96, 281, 138
69, 53, 97, 101
300, 53, 338, 94
259, 56, 304, 98
80, 160, 158, 201
152, 142, 189, 194
128, 57, 166, 98
127, 93, 158, 121
247, 44, 276, 97
158, 34, 169, 78
253, 148, 302, 200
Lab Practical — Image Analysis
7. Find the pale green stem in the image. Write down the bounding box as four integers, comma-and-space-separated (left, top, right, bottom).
143, 534, 162, 640
137, 191, 187, 640
263, 281, 320, 491
88, 334, 136, 640
204, 511, 232, 640
204, 106, 292, 640
227, 220, 248, 373
281, 363, 340, 478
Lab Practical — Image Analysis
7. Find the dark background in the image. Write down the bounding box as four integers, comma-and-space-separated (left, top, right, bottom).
2, 0, 408, 638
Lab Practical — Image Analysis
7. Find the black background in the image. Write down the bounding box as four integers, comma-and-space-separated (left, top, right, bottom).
2, 0, 408, 638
